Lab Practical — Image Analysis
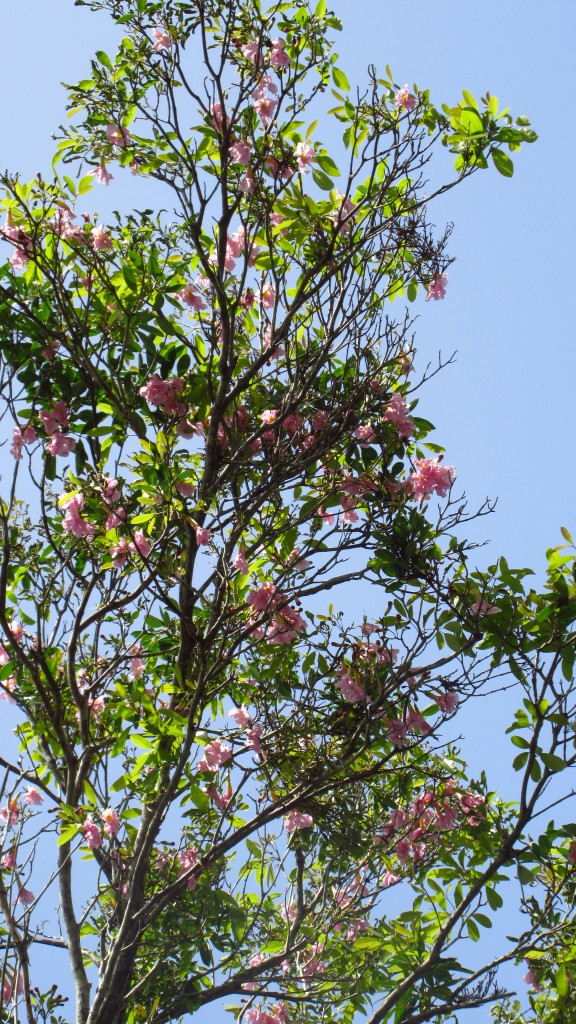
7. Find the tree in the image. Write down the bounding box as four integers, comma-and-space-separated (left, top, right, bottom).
2, 3, 574, 1024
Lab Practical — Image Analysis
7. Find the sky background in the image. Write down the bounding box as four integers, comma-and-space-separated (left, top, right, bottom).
1, 0, 574, 1019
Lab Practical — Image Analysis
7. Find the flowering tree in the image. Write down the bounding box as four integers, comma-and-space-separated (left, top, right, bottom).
2, 2, 575, 1024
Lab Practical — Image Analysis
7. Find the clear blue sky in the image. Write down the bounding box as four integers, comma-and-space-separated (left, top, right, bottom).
1, 0, 573, 1018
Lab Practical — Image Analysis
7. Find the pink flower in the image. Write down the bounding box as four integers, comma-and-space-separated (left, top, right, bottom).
177, 847, 197, 889
382, 393, 415, 439
206, 783, 233, 811
2, 849, 16, 870
39, 401, 68, 435
354, 424, 376, 448
233, 548, 250, 573
152, 27, 172, 51
395, 85, 416, 111
436, 690, 459, 714
92, 225, 113, 251
229, 140, 251, 165
61, 493, 95, 541
241, 41, 263, 65
82, 816, 103, 849
195, 526, 212, 546
229, 706, 252, 728
197, 739, 233, 773
266, 605, 306, 645
245, 723, 263, 754
10, 425, 37, 459
386, 719, 409, 748
131, 530, 151, 558
110, 537, 129, 566
174, 283, 206, 310
284, 810, 313, 832
209, 103, 227, 133
406, 706, 433, 736
0, 676, 17, 703
129, 647, 145, 679
106, 124, 131, 147
426, 274, 448, 301
470, 597, 501, 616
247, 583, 280, 612
523, 967, 541, 992
332, 191, 357, 234
101, 808, 121, 836
406, 458, 456, 502
382, 869, 401, 887
139, 373, 185, 414
259, 282, 276, 309
46, 432, 76, 457
92, 161, 113, 185
253, 94, 277, 127
16, 886, 34, 906
335, 671, 366, 703
295, 142, 315, 171
23, 787, 43, 806
435, 801, 459, 830
0, 800, 20, 826
270, 38, 290, 69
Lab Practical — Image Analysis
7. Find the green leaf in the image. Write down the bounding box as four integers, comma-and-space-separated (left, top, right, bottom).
466, 918, 480, 941
95, 50, 113, 70
556, 963, 569, 998
492, 149, 514, 177
315, 0, 327, 16
561, 526, 573, 544
332, 67, 350, 91
540, 752, 566, 772
312, 167, 335, 191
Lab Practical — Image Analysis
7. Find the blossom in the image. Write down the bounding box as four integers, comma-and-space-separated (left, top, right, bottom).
426, 273, 448, 301
295, 142, 315, 171
332, 190, 357, 234
101, 807, 121, 836
406, 458, 456, 502
233, 548, 250, 573
177, 847, 197, 889
197, 739, 233, 773
92, 161, 113, 185
0, 800, 20, 826
106, 124, 131, 147
206, 783, 233, 811
229, 706, 252, 728
139, 374, 185, 414
436, 690, 459, 714
382, 393, 415, 439
131, 530, 151, 558
470, 597, 501, 616
0, 676, 16, 703
395, 85, 416, 111
10, 425, 37, 459
259, 282, 276, 309
239, 170, 256, 195
92, 225, 113, 251
335, 671, 366, 703
1, 849, 16, 870
267, 605, 306, 645
195, 526, 212, 546
152, 27, 172, 51
354, 424, 376, 448
386, 719, 409, 748
16, 886, 35, 906
174, 283, 206, 310
245, 723, 263, 754
523, 967, 542, 992
382, 869, 402, 887
241, 41, 263, 65
46, 432, 76, 457
253, 94, 277, 127
229, 140, 251, 165
270, 38, 290, 69
209, 103, 227, 132
61, 493, 95, 541
284, 810, 313, 832
39, 401, 68, 435
82, 816, 103, 849
23, 787, 43, 806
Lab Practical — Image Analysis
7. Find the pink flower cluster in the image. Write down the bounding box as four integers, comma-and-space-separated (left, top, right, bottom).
426, 273, 448, 301
197, 739, 233, 773
253, 73, 278, 127
406, 458, 456, 502
395, 85, 416, 111
139, 374, 185, 415
174, 282, 206, 311
382, 393, 415, 439
385, 706, 433, 748
110, 530, 151, 566
177, 847, 198, 889
40, 401, 76, 458
1, 216, 33, 270
375, 783, 485, 866
245, 1002, 289, 1024
10, 424, 37, 460
247, 585, 306, 645
61, 493, 95, 540
284, 810, 313, 832
82, 807, 121, 849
